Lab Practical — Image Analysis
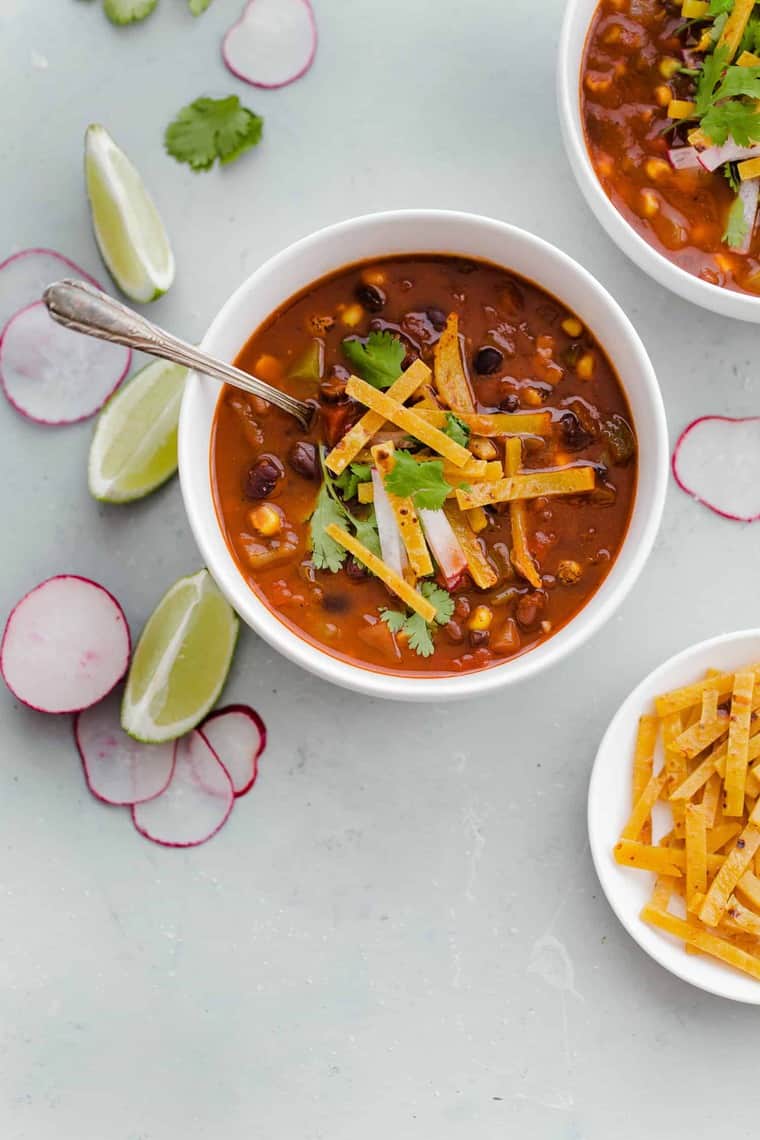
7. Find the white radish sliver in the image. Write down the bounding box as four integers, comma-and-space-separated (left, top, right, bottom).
672, 416, 760, 522
131, 731, 234, 848
418, 509, 468, 588
223, 0, 317, 89
0, 248, 101, 339
1, 576, 130, 714
199, 705, 265, 797
0, 301, 130, 424
372, 470, 406, 576
75, 690, 175, 806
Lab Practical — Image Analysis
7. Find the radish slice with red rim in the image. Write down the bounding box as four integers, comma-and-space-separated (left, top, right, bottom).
131, 731, 234, 848
672, 415, 760, 522
222, 0, 317, 89
1, 576, 131, 714
668, 146, 701, 171
75, 690, 175, 806
0, 248, 101, 339
418, 508, 468, 590
372, 469, 406, 577
199, 704, 266, 797
0, 300, 131, 424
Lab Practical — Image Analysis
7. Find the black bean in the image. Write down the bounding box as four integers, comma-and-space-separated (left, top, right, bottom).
516, 591, 547, 631
355, 283, 386, 312
560, 411, 594, 451
244, 454, 284, 499
322, 593, 350, 614
474, 346, 503, 375
288, 441, 318, 480
426, 306, 448, 331
500, 393, 520, 412
469, 629, 490, 648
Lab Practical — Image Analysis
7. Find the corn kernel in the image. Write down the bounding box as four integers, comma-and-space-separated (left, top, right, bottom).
602, 24, 622, 45
577, 353, 595, 381
468, 605, 493, 632
645, 157, 671, 181
738, 51, 760, 68
340, 304, 364, 328
639, 188, 660, 218
561, 317, 583, 337
558, 559, 582, 585
658, 57, 681, 79
696, 29, 711, 52
681, 0, 708, 18
584, 72, 613, 96
668, 99, 697, 121
249, 503, 283, 537
523, 387, 544, 407
654, 85, 672, 107
361, 268, 387, 286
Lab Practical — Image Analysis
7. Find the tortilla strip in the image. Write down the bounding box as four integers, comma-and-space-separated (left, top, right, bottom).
325, 524, 436, 622
736, 868, 760, 912
432, 313, 475, 413
685, 803, 708, 902
663, 712, 686, 832
707, 821, 742, 853
413, 409, 552, 438
655, 665, 760, 718
324, 359, 430, 475
505, 436, 542, 590
371, 443, 433, 579
466, 505, 488, 533
412, 454, 498, 480
641, 905, 760, 982
455, 467, 596, 510
442, 503, 498, 589
725, 896, 760, 937
671, 710, 729, 760
717, 0, 756, 60
615, 841, 724, 876
345, 375, 472, 467
725, 671, 756, 817
632, 715, 659, 843
699, 800, 760, 927
621, 770, 669, 841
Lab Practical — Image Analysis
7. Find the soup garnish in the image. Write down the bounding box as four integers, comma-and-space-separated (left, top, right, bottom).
582, 0, 760, 293
211, 255, 637, 676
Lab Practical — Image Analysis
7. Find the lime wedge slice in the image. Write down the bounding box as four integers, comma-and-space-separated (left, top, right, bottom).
88, 359, 186, 503
85, 123, 175, 303
122, 570, 239, 744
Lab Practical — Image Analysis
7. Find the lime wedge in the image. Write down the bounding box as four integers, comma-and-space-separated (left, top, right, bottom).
85, 123, 175, 303
122, 570, 239, 744
88, 359, 185, 503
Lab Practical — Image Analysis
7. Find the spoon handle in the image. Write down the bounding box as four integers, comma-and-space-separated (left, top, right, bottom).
43, 279, 313, 429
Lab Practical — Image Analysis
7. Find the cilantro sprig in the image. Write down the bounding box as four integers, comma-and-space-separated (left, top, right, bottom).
383, 452, 454, 511
380, 582, 455, 658
341, 331, 406, 389
333, 463, 372, 501
165, 96, 263, 172
723, 192, 750, 249
443, 413, 470, 448
309, 450, 380, 572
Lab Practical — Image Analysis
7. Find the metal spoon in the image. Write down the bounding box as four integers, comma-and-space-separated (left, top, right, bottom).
43, 279, 315, 430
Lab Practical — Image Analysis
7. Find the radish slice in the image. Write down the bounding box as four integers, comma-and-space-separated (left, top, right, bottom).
736, 179, 760, 255
418, 509, 468, 589
698, 139, 760, 173
222, 0, 317, 89
132, 731, 234, 848
0, 248, 101, 340
0, 300, 130, 424
672, 415, 760, 522
75, 690, 175, 806
1, 576, 130, 714
199, 704, 266, 797
372, 469, 406, 577
668, 146, 701, 171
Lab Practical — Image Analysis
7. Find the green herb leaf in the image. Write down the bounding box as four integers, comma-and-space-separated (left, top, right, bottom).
341, 331, 406, 389
188, 0, 213, 12
352, 507, 382, 560
709, 0, 734, 15
334, 462, 372, 501
696, 44, 730, 115
724, 160, 741, 191
383, 452, 452, 511
103, 0, 158, 24
723, 192, 750, 248
740, 14, 760, 55
420, 581, 455, 625
714, 65, 760, 103
702, 98, 760, 145
164, 96, 263, 172
443, 412, 470, 447
403, 613, 435, 657
309, 484, 348, 572
380, 609, 407, 635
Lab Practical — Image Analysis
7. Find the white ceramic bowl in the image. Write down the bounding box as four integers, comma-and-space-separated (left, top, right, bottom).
589, 630, 760, 1004
179, 209, 668, 700
558, 0, 760, 323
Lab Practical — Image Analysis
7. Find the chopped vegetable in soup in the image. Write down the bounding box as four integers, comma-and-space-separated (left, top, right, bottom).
210, 256, 637, 676
582, 0, 760, 294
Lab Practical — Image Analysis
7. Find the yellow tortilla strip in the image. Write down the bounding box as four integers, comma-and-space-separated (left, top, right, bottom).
466, 505, 488, 533
632, 714, 659, 843
442, 503, 498, 589
641, 905, 760, 982
324, 524, 436, 622
614, 840, 683, 877
505, 436, 542, 590
414, 408, 551, 437
663, 712, 686, 832
717, 0, 756, 60
325, 359, 430, 475
655, 665, 760, 717
707, 821, 742, 853
621, 770, 669, 841
412, 454, 499, 480
371, 443, 433, 579
725, 671, 756, 817
672, 711, 729, 760
701, 772, 722, 828
346, 375, 472, 467
432, 313, 475, 413
685, 803, 708, 902
725, 896, 760, 937
699, 801, 760, 927
736, 868, 760, 912
455, 467, 596, 510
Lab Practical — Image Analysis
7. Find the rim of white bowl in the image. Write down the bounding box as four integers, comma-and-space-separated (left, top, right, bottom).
557, 0, 760, 323
179, 208, 668, 701
589, 628, 760, 1004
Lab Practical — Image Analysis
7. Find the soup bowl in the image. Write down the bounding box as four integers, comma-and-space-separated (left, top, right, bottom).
558, 0, 760, 323
179, 209, 668, 700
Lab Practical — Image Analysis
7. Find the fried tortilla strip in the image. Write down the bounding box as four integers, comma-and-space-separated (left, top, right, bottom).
466, 505, 488, 533
701, 772, 722, 828
504, 436, 542, 590
724, 896, 760, 937
614, 840, 683, 877
641, 905, 760, 982
632, 714, 659, 842
717, 0, 756, 60
371, 443, 433, 579
706, 821, 742, 853
346, 375, 472, 467
699, 800, 760, 927
671, 710, 729, 761
325, 524, 436, 622
455, 466, 595, 510
655, 666, 760, 718
725, 671, 756, 817
325, 359, 430, 475
432, 313, 475, 413
736, 868, 760, 912
621, 770, 669, 841
442, 503, 498, 589
663, 712, 686, 832
414, 408, 552, 437
685, 803, 708, 903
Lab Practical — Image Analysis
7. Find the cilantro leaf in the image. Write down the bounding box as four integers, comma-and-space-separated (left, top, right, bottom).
352, 507, 382, 560
103, 0, 158, 24
188, 0, 213, 11
309, 483, 348, 572
443, 413, 470, 447
709, 0, 734, 14
380, 609, 407, 634
723, 192, 750, 248
702, 98, 760, 145
341, 331, 406, 389
333, 462, 372, 501
420, 581, 455, 625
740, 14, 760, 55
714, 65, 760, 103
383, 452, 452, 511
724, 160, 741, 192
403, 613, 435, 657
695, 45, 730, 115
165, 96, 263, 172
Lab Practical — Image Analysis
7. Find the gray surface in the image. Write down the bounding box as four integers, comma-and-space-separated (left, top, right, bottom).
1, 1, 758, 1137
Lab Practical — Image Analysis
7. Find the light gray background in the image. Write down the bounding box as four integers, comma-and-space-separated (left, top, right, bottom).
1, 1, 757, 1137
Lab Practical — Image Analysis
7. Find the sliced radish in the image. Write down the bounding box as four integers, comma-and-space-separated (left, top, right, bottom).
418, 509, 468, 589
668, 146, 701, 171
672, 415, 760, 522
698, 139, 760, 173
131, 730, 234, 848
222, 0, 317, 89
75, 690, 175, 806
736, 179, 759, 255
0, 249, 101, 340
1, 576, 130, 714
0, 300, 130, 424
372, 469, 406, 577
199, 704, 266, 797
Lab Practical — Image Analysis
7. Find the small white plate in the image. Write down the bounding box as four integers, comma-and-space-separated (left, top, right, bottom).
589, 629, 760, 1004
